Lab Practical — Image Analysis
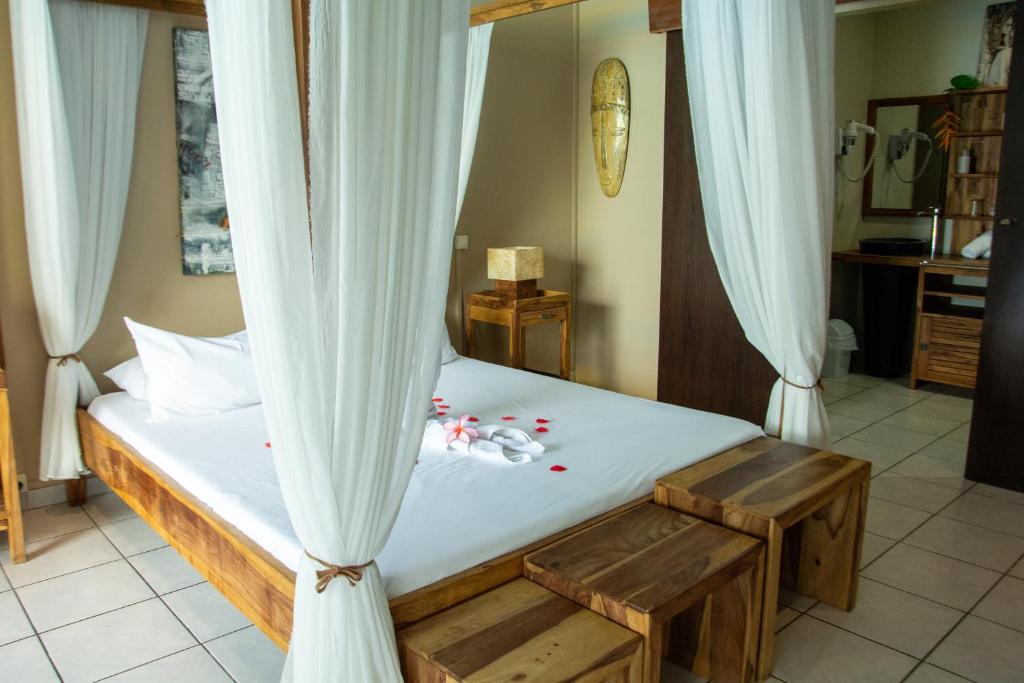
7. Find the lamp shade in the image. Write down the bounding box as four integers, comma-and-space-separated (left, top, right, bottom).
487, 246, 544, 281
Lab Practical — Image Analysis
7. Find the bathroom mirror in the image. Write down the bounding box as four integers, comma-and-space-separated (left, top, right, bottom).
862, 95, 949, 217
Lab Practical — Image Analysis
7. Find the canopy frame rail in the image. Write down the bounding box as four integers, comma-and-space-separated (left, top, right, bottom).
69, 0, 585, 26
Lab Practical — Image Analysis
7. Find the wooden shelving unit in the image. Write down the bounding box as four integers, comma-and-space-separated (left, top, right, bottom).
0, 323, 25, 563
911, 265, 987, 389
908, 88, 1004, 390
944, 88, 1006, 254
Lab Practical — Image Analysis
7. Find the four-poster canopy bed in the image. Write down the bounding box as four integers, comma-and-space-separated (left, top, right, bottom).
12, 0, 867, 681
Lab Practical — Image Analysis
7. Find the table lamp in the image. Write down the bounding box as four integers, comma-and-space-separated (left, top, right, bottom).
487, 246, 544, 300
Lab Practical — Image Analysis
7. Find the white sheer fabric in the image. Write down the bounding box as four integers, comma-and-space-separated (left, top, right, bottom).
683, 0, 834, 448
9, 0, 147, 479
205, 1, 469, 680
458, 24, 493, 216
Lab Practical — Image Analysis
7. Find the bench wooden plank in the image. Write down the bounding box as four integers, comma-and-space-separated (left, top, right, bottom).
399, 578, 643, 682
525, 504, 764, 683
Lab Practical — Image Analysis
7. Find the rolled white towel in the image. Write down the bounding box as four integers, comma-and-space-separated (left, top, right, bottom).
422, 420, 532, 465
983, 248, 992, 259
476, 425, 546, 456
961, 230, 993, 259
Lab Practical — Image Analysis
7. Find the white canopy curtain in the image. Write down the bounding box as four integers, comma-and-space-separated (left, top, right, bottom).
205, 0, 472, 680
458, 24, 494, 216
9, 0, 148, 480
683, 0, 834, 449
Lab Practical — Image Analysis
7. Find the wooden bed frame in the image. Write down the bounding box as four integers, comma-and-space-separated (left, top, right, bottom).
77, 408, 652, 648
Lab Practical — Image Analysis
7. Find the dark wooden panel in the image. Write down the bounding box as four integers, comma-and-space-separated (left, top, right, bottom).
657, 30, 777, 426
967, 0, 1024, 493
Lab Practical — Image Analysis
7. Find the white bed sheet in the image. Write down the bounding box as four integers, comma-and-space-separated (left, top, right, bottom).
88, 357, 762, 598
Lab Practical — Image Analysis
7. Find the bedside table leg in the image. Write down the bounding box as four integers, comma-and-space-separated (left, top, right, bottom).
464, 314, 474, 359
509, 314, 525, 369
559, 312, 571, 380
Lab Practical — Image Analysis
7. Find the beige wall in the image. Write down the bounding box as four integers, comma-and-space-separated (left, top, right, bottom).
574, 0, 664, 398
834, 12, 876, 252
451, 6, 576, 375
0, 8, 245, 485
455, 0, 664, 398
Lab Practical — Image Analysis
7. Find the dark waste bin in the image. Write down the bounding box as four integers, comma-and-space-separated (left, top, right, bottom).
861, 264, 918, 378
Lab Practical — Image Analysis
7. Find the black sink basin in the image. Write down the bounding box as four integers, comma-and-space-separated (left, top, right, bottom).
859, 237, 928, 256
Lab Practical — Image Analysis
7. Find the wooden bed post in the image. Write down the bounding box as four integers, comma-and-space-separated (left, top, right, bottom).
65, 478, 87, 507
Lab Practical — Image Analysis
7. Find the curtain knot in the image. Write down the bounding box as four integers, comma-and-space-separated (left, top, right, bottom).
781, 376, 822, 391
50, 354, 82, 367
304, 551, 374, 593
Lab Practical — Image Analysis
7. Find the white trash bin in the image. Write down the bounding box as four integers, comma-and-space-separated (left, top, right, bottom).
822, 319, 858, 379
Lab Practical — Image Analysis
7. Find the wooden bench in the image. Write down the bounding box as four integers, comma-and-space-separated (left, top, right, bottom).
398, 578, 643, 682
524, 503, 764, 683
655, 436, 871, 681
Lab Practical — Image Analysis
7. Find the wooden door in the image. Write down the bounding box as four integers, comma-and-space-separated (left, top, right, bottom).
966, 0, 1024, 492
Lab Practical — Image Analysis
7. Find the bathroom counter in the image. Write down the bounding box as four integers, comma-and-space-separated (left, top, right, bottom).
832, 250, 991, 272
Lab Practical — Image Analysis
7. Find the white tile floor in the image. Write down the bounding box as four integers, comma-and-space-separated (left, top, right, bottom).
0, 491, 282, 682
767, 373, 1024, 683
1, 373, 1022, 682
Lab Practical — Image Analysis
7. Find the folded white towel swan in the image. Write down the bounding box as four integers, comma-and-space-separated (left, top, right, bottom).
475, 424, 546, 456
422, 421, 543, 465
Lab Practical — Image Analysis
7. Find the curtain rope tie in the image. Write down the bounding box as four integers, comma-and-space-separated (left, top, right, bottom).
304, 551, 375, 593
780, 376, 823, 391
777, 375, 823, 441
50, 354, 82, 367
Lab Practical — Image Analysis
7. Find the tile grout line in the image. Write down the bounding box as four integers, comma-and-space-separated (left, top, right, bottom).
92, 509, 243, 683
0, 549, 67, 682
898, 543, 1024, 683
875, 449, 1020, 683
783, 378, 984, 682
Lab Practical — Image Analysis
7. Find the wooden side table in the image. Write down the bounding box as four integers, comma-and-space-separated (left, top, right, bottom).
655, 437, 870, 681
464, 289, 571, 379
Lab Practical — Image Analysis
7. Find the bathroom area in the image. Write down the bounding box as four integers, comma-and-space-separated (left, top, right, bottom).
826, 0, 1023, 493
828, 0, 1009, 389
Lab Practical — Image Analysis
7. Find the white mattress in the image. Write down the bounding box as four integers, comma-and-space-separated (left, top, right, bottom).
88, 357, 762, 598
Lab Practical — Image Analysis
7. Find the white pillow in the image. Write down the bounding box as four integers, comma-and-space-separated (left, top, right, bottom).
440, 325, 458, 365
104, 356, 148, 401
124, 318, 260, 418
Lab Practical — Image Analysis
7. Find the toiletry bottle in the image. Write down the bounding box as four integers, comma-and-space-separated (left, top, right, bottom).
957, 149, 973, 174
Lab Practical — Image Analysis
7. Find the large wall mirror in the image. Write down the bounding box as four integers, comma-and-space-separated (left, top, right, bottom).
862, 94, 949, 217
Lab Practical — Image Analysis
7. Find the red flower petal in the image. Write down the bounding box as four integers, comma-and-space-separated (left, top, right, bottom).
437, 412, 447, 416
535, 426, 548, 433
536, 418, 550, 424
550, 465, 567, 472
467, 416, 479, 422
438, 405, 450, 409
501, 416, 516, 421
432, 398, 443, 403
264, 442, 271, 448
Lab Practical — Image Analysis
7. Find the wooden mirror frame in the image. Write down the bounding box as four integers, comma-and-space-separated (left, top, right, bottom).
860, 93, 951, 218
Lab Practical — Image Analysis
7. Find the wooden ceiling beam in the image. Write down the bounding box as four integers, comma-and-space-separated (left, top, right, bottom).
648, 0, 864, 34
470, 0, 582, 26
68, 0, 583, 26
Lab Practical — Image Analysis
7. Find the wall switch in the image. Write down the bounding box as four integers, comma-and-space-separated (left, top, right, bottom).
454, 235, 469, 251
